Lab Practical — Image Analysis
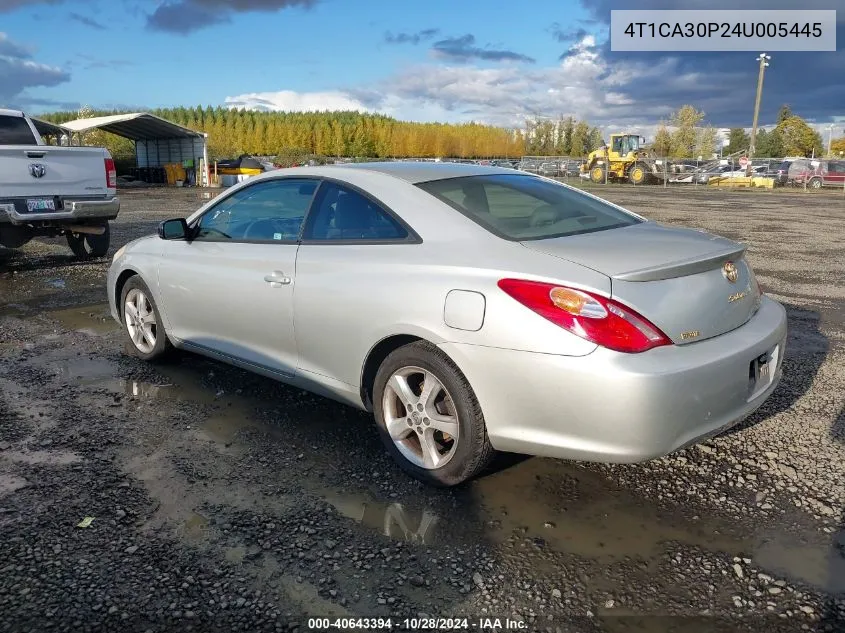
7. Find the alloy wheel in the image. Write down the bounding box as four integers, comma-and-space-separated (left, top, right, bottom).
124, 288, 157, 354
381, 366, 460, 470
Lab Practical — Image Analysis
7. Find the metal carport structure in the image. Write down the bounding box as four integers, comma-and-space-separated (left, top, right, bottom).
30, 117, 71, 144
60, 113, 209, 186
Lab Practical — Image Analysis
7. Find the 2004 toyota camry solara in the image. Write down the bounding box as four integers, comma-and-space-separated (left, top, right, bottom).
107, 162, 787, 486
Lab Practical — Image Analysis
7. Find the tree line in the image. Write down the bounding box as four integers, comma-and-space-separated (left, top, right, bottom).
40, 106, 528, 161
38, 103, 837, 163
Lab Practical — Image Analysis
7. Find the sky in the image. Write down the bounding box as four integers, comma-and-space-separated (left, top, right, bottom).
1, 0, 844, 138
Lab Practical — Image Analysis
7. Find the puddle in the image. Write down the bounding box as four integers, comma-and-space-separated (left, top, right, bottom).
0, 474, 29, 497
225, 546, 246, 563
322, 490, 440, 544
756, 539, 845, 594
317, 457, 845, 595
46, 303, 118, 336
179, 512, 209, 541
2, 450, 82, 465
53, 358, 116, 383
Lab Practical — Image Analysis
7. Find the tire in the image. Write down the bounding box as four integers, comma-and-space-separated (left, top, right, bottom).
119, 275, 171, 361
628, 163, 649, 185
66, 222, 110, 260
590, 165, 606, 183
808, 177, 822, 190
373, 341, 495, 487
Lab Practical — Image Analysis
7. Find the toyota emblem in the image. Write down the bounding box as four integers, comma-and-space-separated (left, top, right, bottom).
29, 163, 46, 178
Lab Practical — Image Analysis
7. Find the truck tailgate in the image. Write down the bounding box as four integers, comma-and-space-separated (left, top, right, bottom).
0, 146, 109, 199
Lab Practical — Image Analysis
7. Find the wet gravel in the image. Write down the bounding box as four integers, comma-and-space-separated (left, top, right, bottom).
1, 185, 844, 632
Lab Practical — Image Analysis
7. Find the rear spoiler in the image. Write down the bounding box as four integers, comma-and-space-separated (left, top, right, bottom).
612, 245, 747, 282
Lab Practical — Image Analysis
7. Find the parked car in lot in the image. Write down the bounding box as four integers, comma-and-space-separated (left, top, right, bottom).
108, 162, 786, 486
787, 159, 845, 189
538, 162, 560, 177
0, 109, 119, 259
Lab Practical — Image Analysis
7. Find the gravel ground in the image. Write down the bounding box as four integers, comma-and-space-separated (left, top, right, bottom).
0, 184, 843, 633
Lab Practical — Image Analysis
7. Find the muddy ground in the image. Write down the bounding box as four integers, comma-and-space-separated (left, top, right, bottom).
0, 184, 843, 633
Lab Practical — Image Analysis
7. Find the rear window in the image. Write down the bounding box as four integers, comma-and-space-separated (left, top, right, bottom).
0, 115, 37, 145
417, 173, 641, 241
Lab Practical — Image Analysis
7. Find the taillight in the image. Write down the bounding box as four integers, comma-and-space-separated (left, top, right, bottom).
497, 278, 671, 353
105, 158, 117, 189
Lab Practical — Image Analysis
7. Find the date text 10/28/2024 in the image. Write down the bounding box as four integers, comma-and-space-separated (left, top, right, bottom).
307, 617, 527, 631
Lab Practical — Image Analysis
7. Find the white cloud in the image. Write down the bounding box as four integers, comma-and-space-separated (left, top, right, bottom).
223, 90, 373, 113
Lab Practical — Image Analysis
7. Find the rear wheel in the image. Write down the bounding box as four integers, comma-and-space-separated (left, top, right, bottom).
373, 341, 495, 487
808, 177, 822, 189
66, 222, 110, 260
120, 276, 171, 361
590, 165, 606, 183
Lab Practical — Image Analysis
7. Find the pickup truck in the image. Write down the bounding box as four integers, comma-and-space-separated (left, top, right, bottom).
0, 109, 119, 259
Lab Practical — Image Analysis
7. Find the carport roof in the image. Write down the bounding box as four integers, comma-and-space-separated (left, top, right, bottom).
60, 112, 205, 140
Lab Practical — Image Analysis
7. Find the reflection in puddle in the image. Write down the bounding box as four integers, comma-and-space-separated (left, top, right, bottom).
322, 490, 439, 544
47, 303, 118, 336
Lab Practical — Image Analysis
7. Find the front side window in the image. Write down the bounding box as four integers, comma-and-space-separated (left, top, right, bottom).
0, 115, 37, 145
194, 178, 318, 242
417, 174, 641, 241
304, 182, 408, 241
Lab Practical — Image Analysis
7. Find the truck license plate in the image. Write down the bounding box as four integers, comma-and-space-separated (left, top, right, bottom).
26, 198, 55, 212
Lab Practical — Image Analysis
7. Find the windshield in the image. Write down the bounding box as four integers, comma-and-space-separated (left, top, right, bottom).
417, 173, 642, 241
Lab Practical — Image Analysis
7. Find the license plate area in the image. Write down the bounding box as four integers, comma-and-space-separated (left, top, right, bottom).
25, 198, 56, 212
748, 343, 780, 401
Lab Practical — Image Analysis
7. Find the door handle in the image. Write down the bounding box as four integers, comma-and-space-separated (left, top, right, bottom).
264, 271, 291, 286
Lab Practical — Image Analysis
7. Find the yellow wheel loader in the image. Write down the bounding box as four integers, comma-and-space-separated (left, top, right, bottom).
580, 133, 656, 184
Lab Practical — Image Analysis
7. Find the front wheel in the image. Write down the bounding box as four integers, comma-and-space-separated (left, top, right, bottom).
590, 165, 606, 183
808, 177, 822, 189
628, 163, 650, 185
373, 341, 495, 487
66, 222, 110, 260
120, 276, 171, 361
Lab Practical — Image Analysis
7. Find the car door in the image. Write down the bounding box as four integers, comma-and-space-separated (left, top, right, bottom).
824, 161, 845, 187
293, 180, 419, 386
156, 177, 319, 376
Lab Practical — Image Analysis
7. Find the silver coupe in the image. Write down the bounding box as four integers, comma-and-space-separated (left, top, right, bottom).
107, 162, 787, 486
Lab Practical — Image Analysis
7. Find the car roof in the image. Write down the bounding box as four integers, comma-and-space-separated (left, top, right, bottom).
0, 108, 24, 117
335, 161, 517, 184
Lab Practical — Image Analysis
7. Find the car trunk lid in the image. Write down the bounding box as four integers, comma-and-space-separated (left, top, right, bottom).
520, 222, 760, 345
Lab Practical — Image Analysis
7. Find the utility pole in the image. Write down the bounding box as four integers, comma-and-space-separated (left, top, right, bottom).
827, 124, 835, 156
748, 53, 770, 159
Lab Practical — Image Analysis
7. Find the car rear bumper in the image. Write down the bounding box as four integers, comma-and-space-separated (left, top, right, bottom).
439, 296, 787, 463
0, 197, 120, 224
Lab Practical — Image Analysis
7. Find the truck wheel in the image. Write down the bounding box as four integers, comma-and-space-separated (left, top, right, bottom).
67, 222, 110, 260
628, 163, 649, 185
808, 177, 822, 190
590, 165, 606, 183
373, 341, 495, 487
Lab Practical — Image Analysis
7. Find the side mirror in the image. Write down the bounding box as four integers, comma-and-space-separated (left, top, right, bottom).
158, 218, 190, 240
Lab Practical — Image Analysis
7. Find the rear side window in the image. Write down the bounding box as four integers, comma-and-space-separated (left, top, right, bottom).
304, 182, 408, 241
0, 115, 37, 145
417, 173, 641, 241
